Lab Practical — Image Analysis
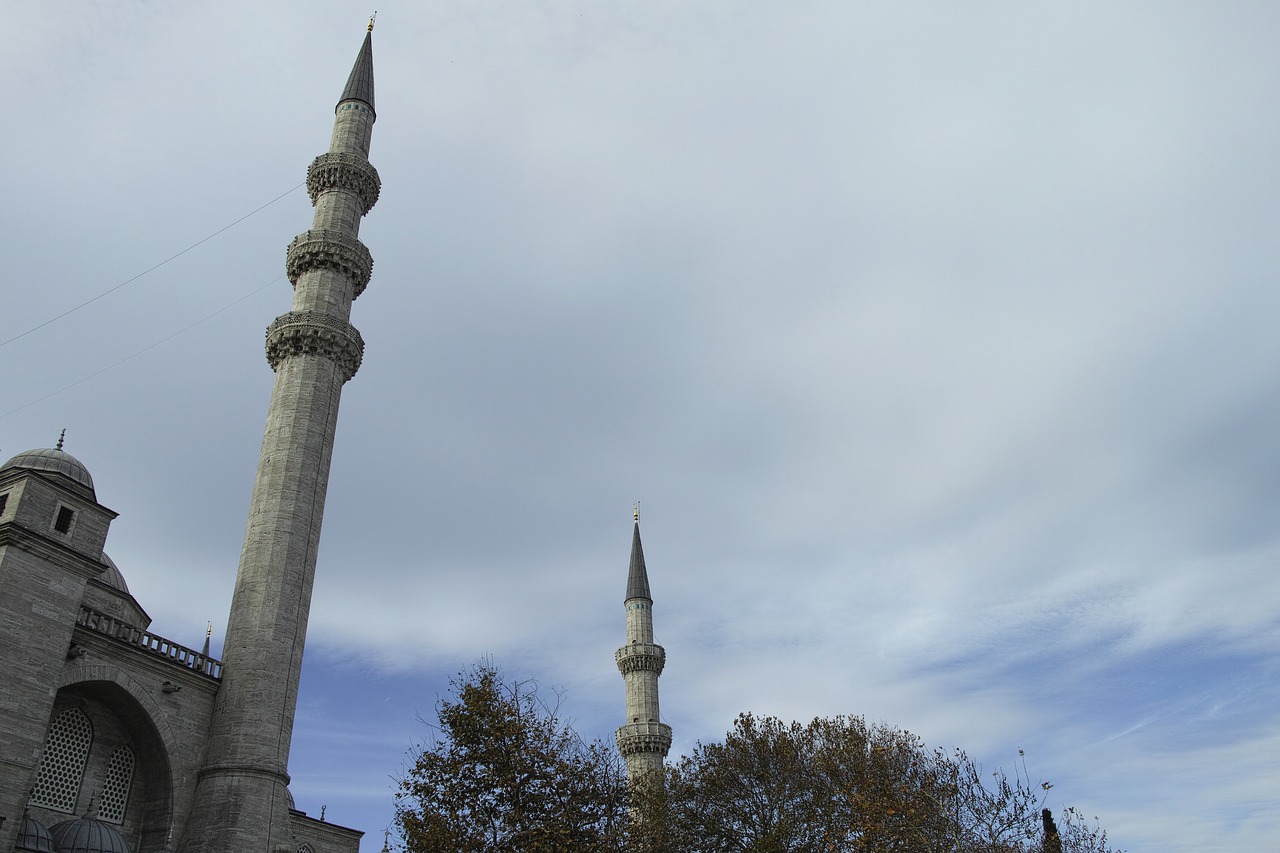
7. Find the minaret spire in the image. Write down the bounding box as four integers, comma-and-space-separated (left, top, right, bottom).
182, 27, 382, 853
340, 27, 375, 117
625, 511, 651, 601
615, 510, 672, 780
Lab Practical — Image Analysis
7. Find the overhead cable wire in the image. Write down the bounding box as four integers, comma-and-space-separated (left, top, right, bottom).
0, 277, 282, 420
0, 182, 304, 350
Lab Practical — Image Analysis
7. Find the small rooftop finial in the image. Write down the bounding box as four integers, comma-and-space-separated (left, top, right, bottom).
206, 621, 213, 639
56, 429, 66, 450
382, 830, 391, 852
368, 11, 377, 32
633, 501, 640, 523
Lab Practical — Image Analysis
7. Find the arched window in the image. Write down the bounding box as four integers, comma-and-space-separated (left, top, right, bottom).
99, 745, 135, 823
30, 708, 94, 813
297, 845, 315, 853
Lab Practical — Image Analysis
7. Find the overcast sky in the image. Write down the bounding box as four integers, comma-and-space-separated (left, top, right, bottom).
5, 2, 1280, 851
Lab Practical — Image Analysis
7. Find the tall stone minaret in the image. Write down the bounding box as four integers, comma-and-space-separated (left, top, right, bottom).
182, 25, 381, 853
615, 508, 673, 780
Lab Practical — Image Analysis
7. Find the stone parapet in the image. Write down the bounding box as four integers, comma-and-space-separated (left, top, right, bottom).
285, 229, 374, 299
76, 606, 222, 679
306, 152, 381, 215
615, 721, 673, 758
265, 311, 365, 381
615, 642, 666, 675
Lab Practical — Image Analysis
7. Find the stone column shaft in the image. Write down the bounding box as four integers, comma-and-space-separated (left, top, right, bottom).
181, 29, 379, 853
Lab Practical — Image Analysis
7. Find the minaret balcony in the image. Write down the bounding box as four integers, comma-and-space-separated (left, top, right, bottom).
306, 152, 381, 215
285, 229, 374, 299
265, 311, 365, 381
615, 642, 665, 675
615, 721, 673, 757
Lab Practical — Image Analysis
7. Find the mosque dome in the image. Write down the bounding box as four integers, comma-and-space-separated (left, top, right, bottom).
14, 809, 56, 853
2, 447, 95, 492
48, 812, 132, 853
98, 553, 130, 594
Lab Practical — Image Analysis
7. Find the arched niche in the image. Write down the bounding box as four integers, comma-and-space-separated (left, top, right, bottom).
33, 672, 177, 853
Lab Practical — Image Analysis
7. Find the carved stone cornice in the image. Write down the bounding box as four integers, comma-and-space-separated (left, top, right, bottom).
285, 229, 374, 300
615, 721, 673, 758
265, 311, 365, 382
306, 152, 381, 215
615, 642, 666, 676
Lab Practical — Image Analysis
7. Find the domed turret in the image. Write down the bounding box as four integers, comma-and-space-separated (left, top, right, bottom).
2, 444, 95, 495
14, 808, 56, 853
48, 807, 132, 853
97, 553, 129, 594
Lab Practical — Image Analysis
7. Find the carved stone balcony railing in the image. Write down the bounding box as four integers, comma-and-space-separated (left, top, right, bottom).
76, 606, 222, 680
265, 310, 365, 381
615, 720, 673, 758
615, 642, 666, 675
306, 152, 381, 214
285, 228, 374, 299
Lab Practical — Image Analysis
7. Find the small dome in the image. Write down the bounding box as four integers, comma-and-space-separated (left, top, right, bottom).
48, 813, 132, 853
2, 448, 95, 492
98, 553, 130, 594
15, 809, 56, 853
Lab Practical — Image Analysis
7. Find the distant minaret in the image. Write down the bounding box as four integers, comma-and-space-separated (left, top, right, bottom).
615, 506, 672, 779
182, 24, 381, 853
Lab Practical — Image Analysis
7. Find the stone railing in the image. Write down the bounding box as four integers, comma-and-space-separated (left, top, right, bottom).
615, 642, 666, 675
615, 720, 673, 757
76, 606, 222, 679
285, 228, 374, 299
265, 310, 365, 382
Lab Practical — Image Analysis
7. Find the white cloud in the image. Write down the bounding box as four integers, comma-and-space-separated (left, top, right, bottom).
5, 3, 1280, 850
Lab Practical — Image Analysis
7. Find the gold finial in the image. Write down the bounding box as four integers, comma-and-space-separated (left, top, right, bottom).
56, 428, 66, 451
368, 11, 377, 32
633, 501, 640, 523
206, 621, 213, 639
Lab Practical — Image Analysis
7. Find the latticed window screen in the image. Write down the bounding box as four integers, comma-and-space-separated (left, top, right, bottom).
297, 845, 315, 853
30, 708, 93, 813
99, 745, 135, 823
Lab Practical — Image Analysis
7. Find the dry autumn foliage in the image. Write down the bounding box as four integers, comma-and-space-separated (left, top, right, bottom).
394, 663, 629, 853
395, 666, 1120, 853
628, 713, 1122, 853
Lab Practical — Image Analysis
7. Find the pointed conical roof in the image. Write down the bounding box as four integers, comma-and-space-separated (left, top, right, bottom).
338, 29, 375, 114
626, 521, 652, 602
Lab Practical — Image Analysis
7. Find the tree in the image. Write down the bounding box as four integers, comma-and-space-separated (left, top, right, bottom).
395, 663, 629, 853
1042, 809, 1063, 853
630, 712, 1124, 853
634, 714, 832, 853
